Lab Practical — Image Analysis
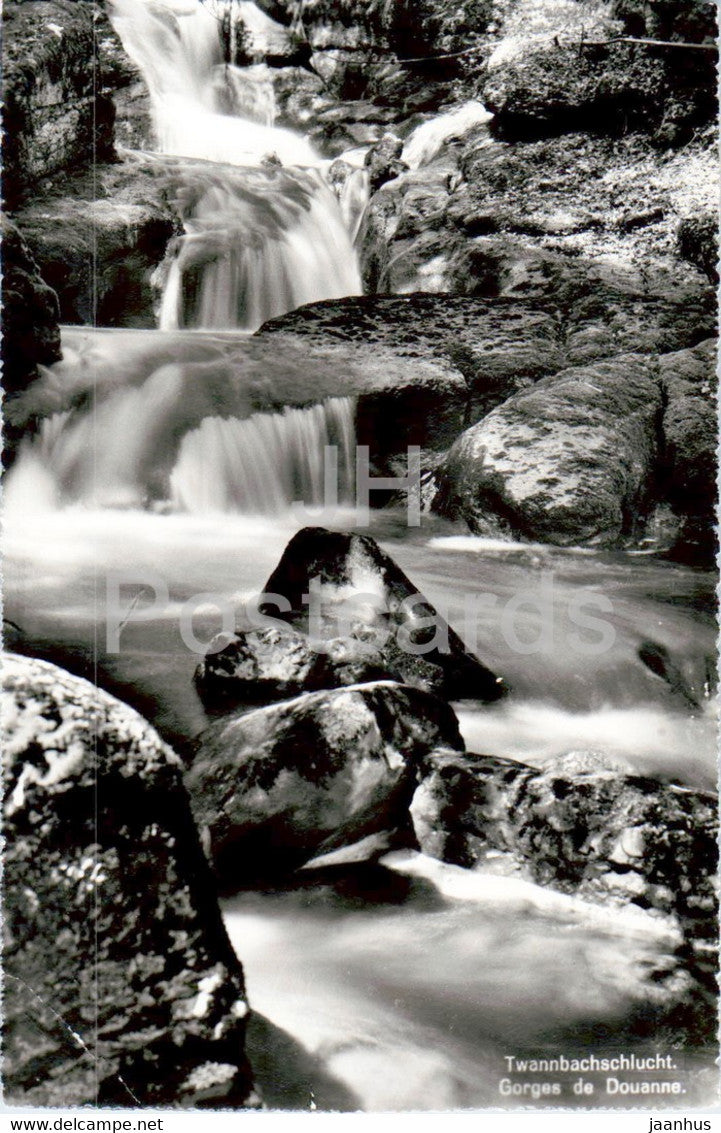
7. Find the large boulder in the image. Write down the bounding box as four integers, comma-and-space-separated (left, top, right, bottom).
481, 0, 716, 145
257, 290, 714, 424
482, 43, 668, 141
410, 747, 718, 930
186, 681, 465, 885
257, 295, 565, 417
196, 599, 499, 710
434, 353, 663, 546
3, 653, 256, 1108
255, 527, 506, 700
658, 338, 717, 564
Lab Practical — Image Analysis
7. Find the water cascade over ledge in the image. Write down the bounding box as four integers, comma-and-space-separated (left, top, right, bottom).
169, 398, 356, 515
110, 0, 362, 331
6, 390, 357, 516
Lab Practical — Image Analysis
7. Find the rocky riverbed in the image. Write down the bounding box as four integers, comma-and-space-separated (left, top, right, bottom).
2, 0, 718, 1111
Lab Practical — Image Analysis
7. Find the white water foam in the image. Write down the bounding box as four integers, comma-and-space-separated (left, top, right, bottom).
169, 397, 356, 515
110, 0, 362, 329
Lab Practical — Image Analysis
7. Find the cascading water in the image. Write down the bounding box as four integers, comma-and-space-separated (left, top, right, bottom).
4, 0, 369, 519
328, 157, 372, 246
6, 2, 717, 1113
402, 100, 493, 169
155, 166, 360, 330
110, 0, 362, 331
6, 377, 356, 517
169, 398, 356, 514
110, 0, 309, 164
212, 62, 277, 124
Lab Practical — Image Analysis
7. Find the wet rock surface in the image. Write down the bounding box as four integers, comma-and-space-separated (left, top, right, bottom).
257, 527, 506, 700
410, 747, 718, 929
186, 680, 465, 885
1, 216, 61, 396
434, 353, 663, 545
658, 339, 717, 564
196, 524, 507, 709
258, 294, 566, 414
409, 745, 719, 1038
11, 158, 182, 327
258, 290, 713, 396
195, 625, 396, 712
2, 0, 145, 207
361, 130, 717, 314
2, 653, 257, 1108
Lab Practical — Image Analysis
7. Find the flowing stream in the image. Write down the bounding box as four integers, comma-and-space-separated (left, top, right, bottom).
111, 0, 361, 331
4, 0, 718, 1112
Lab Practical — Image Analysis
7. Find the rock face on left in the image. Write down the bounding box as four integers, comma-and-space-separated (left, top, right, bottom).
3, 0, 116, 208
2, 653, 257, 1109
1, 217, 61, 397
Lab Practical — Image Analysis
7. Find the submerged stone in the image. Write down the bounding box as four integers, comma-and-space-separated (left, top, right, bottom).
195, 625, 396, 711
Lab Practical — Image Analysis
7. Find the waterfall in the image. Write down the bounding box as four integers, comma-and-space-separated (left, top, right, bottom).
156, 166, 359, 331
211, 63, 277, 125
110, 0, 301, 162
5, 391, 357, 518
330, 164, 372, 246
170, 398, 356, 515
5, 364, 193, 511
110, 0, 362, 330
402, 101, 492, 169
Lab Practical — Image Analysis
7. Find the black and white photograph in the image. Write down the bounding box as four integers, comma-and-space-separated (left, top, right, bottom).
1, 0, 719, 1116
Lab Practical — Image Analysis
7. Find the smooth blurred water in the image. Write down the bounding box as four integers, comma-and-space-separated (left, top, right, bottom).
224, 852, 716, 1111
4, 505, 716, 786
6, 0, 716, 1108
109, 0, 362, 330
